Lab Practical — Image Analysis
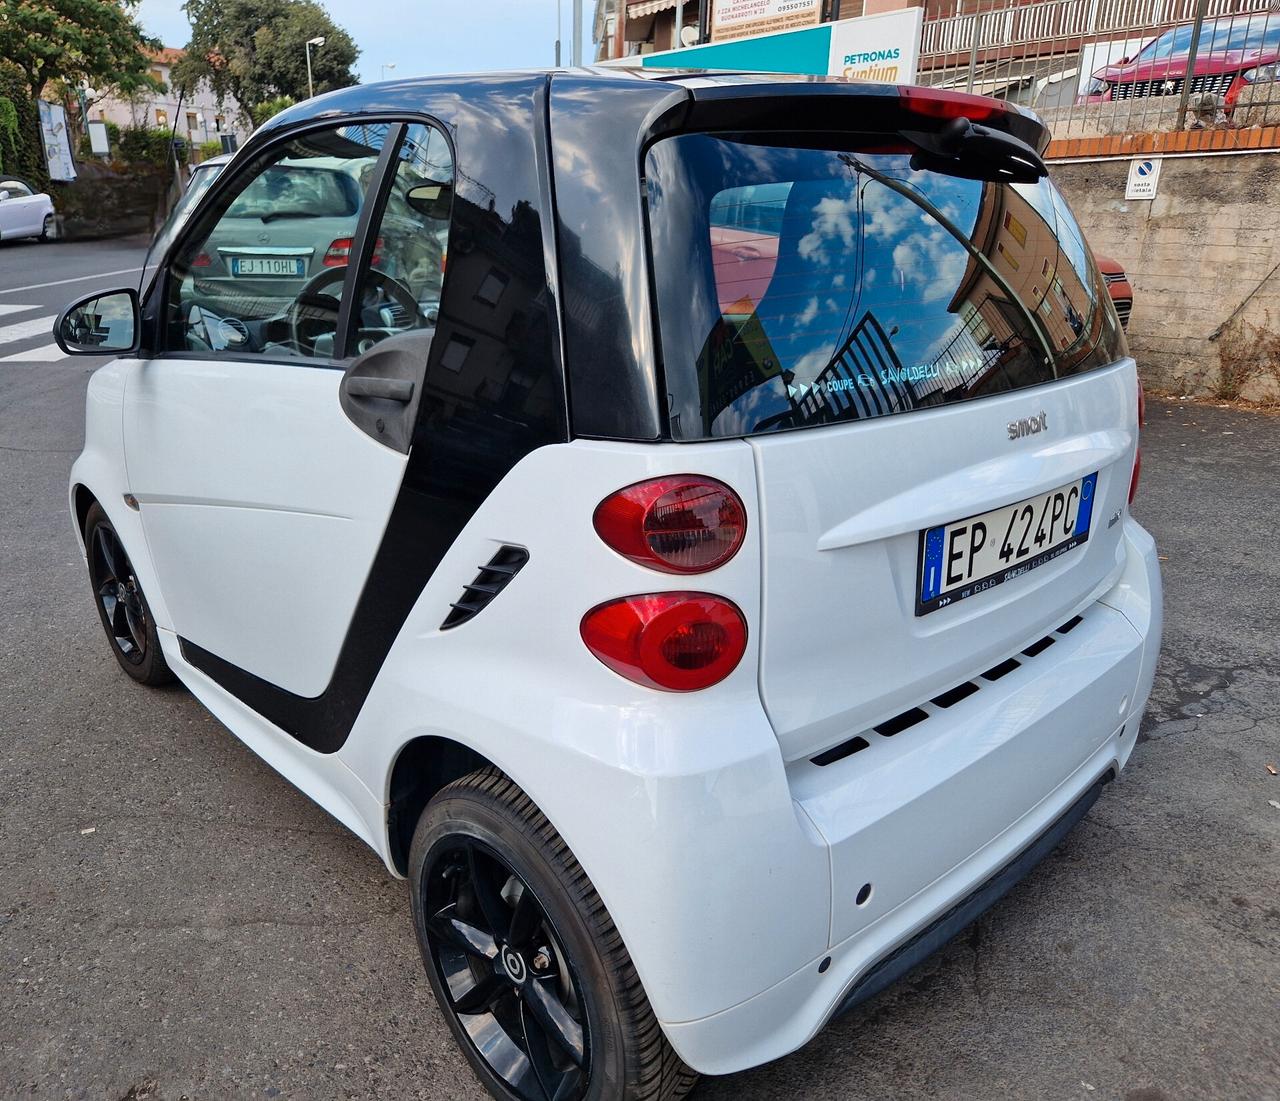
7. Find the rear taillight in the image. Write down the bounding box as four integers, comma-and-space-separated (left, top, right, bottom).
323, 237, 353, 267
580, 593, 747, 692
324, 236, 384, 267
898, 85, 1004, 123
191, 251, 212, 268
1130, 376, 1145, 504
593, 476, 747, 574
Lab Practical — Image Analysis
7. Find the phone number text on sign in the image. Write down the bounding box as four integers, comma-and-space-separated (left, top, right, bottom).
711, 0, 821, 41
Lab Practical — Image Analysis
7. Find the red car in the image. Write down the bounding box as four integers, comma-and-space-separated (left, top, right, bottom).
1095, 254, 1133, 331
1082, 11, 1279, 109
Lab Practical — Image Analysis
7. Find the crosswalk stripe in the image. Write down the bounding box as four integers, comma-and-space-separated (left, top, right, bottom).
0, 303, 38, 318
0, 315, 56, 347
0, 341, 68, 363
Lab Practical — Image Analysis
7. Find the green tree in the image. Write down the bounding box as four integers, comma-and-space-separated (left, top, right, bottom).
0, 0, 159, 102
174, 0, 358, 116
251, 94, 295, 127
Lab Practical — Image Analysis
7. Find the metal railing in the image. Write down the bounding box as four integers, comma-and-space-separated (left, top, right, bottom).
919, 0, 1280, 138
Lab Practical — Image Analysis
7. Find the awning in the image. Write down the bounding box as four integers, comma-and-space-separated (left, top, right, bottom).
628, 0, 677, 17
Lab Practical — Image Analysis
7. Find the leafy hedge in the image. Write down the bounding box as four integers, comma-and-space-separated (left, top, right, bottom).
118, 126, 181, 167
0, 65, 48, 188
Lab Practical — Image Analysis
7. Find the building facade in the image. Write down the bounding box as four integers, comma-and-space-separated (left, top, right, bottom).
88, 47, 247, 154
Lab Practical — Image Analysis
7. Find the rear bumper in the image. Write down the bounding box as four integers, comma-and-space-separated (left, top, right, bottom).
659, 516, 1161, 1073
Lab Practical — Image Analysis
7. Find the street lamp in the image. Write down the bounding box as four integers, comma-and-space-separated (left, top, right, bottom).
381, 62, 397, 80
305, 35, 326, 99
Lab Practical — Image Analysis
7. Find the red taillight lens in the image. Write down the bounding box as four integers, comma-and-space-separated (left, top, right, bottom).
325, 236, 385, 268
593, 476, 747, 574
580, 593, 747, 692
1130, 376, 1145, 504
899, 85, 1004, 123
323, 237, 353, 267
191, 251, 212, 268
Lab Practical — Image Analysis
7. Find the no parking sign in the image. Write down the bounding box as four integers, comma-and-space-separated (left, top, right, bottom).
1125, 157, 1163, 200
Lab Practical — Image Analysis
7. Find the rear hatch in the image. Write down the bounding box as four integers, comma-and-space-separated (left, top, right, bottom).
644, 89, 1137, 760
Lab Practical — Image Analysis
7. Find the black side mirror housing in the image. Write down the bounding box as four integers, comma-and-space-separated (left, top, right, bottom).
54, 287, 141, 356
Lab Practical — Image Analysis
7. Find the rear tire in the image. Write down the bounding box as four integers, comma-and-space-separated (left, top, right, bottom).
409, 767, 697, 1101
83, 502, 173, 686
39, 214, 53, 242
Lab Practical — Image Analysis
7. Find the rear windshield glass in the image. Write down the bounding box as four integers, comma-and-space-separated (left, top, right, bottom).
225, 163, 359, 220
645, 134, 1126, 440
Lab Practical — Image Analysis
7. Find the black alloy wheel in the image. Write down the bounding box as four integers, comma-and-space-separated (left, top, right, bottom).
410, 769, 697, 1101
423, 836, 589, 1101
90, 520, 147, 664
83, 502, 173, 686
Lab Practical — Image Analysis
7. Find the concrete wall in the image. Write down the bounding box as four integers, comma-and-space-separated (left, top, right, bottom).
1053, 153, 1280, 402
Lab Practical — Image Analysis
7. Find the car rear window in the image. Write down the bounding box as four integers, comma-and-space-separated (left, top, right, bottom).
225, 163, 359, 220
644, 134, 1127, 440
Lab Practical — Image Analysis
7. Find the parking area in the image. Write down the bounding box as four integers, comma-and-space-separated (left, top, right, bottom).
1, 242, 1278, 1101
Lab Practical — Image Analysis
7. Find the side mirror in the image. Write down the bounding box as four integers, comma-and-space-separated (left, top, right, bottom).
0, 190, 9, 202
54, 288, 141, 356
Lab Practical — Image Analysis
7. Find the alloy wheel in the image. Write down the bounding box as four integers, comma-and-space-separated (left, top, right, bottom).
90, 523, 147, 665
423, 837, 590, 1101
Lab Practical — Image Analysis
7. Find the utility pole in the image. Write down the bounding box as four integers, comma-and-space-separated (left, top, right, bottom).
555, 0, 562, 66
571, 0, 583, 67
306, 36, 325, 99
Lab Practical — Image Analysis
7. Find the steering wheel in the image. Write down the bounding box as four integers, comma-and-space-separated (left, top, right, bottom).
286, 265, 423, 356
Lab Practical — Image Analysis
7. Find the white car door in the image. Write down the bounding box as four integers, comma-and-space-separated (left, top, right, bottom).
0, 180, 30, 237
123, 120, 454, 731
0, 179, 47, 236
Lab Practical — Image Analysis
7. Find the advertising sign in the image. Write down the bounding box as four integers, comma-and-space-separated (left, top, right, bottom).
87, 119, 111, 157
828, 8, 923, 84
629, 8, 923, 83
1125, 157, 1162, 200
38, 100, 77, 181
711, 0, 821, 44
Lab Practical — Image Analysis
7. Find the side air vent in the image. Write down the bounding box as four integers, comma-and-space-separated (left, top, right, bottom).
441, 546, 529, 630
811, 611, 1093, 767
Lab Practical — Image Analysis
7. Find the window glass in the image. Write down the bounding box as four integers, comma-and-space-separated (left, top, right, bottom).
166, 123, 391, 361
1, 179, 33, 197
345, 123, 453, 356
645, 134, 1125, 440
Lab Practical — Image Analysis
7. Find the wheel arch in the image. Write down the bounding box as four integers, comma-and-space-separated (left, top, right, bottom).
71, 482, 97, 548
386, 734, 493, 875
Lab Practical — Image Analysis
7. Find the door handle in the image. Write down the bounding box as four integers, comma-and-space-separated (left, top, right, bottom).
346, 376, 414, 403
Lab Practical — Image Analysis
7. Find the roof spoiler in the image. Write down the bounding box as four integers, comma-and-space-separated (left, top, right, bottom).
665, 80, 1051, 159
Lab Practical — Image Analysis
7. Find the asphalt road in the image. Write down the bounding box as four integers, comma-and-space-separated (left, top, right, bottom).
2, 240, 1278, 1101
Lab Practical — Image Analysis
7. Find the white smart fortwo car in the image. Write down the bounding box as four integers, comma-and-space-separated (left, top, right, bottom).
57, 71, 1161, 1101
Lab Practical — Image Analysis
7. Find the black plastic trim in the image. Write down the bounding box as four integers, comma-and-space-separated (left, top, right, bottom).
831, 770, 1112, 1020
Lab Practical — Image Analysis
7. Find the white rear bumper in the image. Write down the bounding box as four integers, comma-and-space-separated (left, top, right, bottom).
660, 517, 1161, 1073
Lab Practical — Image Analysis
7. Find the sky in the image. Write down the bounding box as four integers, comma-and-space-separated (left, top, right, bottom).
137, 0, 591, 84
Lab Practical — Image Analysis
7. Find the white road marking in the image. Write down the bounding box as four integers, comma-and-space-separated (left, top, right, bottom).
0, 315, 56, 347
0, 341, 69, 363
0, 266, 142, 295
0, 304, 38, 318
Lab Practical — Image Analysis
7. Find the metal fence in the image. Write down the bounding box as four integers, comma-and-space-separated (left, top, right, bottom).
918, 0, 1280, 138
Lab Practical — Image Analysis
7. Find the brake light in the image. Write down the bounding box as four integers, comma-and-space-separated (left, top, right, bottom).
191, 251, 212, 267
323, 237, 353, 266
324, 236, 385, 267
580, 593, 747, 691
593, 476, 747, 574
899, 85, 1004, 123
1130, 376, 1145, 504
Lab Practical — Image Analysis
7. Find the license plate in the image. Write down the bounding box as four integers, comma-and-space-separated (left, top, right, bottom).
229, 256, 305, 277
916, 473, 1097, 615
